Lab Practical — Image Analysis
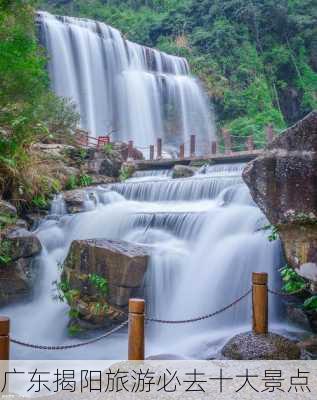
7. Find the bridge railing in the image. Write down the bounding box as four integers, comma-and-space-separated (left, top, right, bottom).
129, 125, 277, 161
73, 125, 277, 161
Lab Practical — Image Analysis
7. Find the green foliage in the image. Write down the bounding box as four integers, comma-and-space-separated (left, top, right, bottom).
261, 224, 279, 241
40, 0, 317, 140
280, 265, 307, 294
303, 296, 317, 311
0, 212, 17, 230
0, 239, 12, 266
103, 142, 113, 156
55, 277, 81, 303
88, 273, 108, 296
68, 308, 80, 319
65, 175, 77, 190
78, 174, 93, 187
32, 194, 48, 209
0, 1, 79, 210
119, 165, 132, 181
65, 173, 93, 189
68, 322, 83, 337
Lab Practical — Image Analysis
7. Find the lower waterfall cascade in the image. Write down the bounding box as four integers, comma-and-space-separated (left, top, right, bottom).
37, 11, 215, 152
2, 163, 306, 360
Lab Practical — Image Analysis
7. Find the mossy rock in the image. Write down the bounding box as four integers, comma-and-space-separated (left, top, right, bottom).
222, 331, 301, 360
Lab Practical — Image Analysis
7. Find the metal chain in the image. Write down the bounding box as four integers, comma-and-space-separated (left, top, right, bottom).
10, 320, 128, 351
145, 288, 252, 324
268, 287, 306, 297
9, 288, 253, 349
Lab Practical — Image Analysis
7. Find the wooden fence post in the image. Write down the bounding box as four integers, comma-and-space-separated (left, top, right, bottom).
179, 144, 185, 160
252, 273, 268, 334
266, 124, 275, 143
128, 140, 133, 159
149, 145, 154, 161
222, 129, 232, 154
157, 138, 162, 159
190, 134, 196, 157
0, 317, 9, 360
246, 136, 254, 151
128, 299, 145, 360
211, 141, 218, 155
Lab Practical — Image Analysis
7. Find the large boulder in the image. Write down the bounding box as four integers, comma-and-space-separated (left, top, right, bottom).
0, 228, 42, 305
0, 200, 17, 217
61, 239, 150, 327
243, 111, 317, 281
172, 165, 195, 179
6, 229, 42, 260
222, 331, 301, 360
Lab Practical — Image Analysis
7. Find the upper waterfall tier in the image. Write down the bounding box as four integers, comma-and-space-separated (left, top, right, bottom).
37, 11, 215, 150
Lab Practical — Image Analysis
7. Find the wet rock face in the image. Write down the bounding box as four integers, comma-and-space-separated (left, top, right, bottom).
0, 200, 17, 216
172, 165, 195, 179
0, 228, 42, 305
62, 239, 150, 326
243, 111, 317, 280
222, 331, 301, 360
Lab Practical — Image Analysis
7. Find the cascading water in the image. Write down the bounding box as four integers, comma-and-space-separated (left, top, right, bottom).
37, 11, 215, 152
3, 163, 303, 360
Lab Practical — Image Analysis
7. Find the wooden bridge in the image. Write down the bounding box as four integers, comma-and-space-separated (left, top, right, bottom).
133, 149, 262, 170
75, 125, 276, 170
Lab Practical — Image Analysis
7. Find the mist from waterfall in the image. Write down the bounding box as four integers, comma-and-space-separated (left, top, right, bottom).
37, 11, 215, 151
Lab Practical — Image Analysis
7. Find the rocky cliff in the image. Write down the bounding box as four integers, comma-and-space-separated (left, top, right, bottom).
243, 111, 317, 283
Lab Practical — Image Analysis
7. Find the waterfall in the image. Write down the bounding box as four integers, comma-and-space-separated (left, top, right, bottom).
37, 11, 215, 152
2, 162, 302, 360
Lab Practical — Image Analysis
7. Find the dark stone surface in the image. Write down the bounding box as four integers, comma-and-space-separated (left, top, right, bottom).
222, 331, 301, 360
243, 111, 317, 282
6, 229, 42, 261
62, 238, 150, 326
172, 165, 195, 179
0, 200, 17, 216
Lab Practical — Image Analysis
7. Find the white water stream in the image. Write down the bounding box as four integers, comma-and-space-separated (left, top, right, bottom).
2, 163, 302, 360
37, 11, 215, 152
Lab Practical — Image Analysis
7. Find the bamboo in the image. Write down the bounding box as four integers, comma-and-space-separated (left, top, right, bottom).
128, 299, 145, 360
252, 272, 268, 334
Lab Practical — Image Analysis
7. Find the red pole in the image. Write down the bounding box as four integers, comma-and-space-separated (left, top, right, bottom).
157, 138, 162, 159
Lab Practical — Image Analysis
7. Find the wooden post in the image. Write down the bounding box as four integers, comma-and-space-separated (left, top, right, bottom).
190, 134, 196, 157
149, 145, 154, 161
0, 317, 9, 360
222, 129, 232, 154
157, 138, 162, 159
179, 144, 185, 160
252, 273, 268, 334
128, 298, 145, 360
266, 124, 275, 143
246, 136, 254, 151
211, 141, 218, 155
128, 140, 133, 159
